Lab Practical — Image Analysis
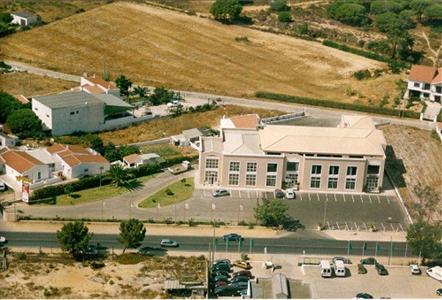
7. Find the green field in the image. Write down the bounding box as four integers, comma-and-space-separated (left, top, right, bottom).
139, 177, 194, 208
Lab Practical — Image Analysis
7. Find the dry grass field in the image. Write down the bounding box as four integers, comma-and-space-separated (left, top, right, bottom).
0, 2, 401, 104
0, 72, 76, 96
99, 105, 281, 144
382, 125, 442, 222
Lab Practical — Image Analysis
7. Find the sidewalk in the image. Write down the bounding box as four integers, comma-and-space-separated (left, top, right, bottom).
323, 230, 407, 242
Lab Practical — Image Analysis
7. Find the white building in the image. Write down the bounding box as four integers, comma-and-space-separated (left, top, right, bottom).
11, 11, 38, 27
406, 65, 442, 103
0, 132, 18, 150
122, 153, 163, 168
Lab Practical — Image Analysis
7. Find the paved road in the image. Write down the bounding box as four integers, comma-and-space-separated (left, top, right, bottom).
5, 60, 437, 131
1, 231, 411, 257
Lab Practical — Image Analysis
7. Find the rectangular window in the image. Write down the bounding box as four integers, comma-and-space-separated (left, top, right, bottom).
347, 166, 357, 176
285, 173, 298, 187
205, 159, 218, 169
329, 166, 339, 175
328, 177, 338, 189
229, 173, 239, 185
246, 162, 257, 172
246, 174, 256, 186
205, 171, 218, 184
345, 178, 356, 190
266, 175, 277, 187
311, 165, 322, 175
286, 162, 299, 172
229, 161, 240, 172
436, 86, 442, 94
310, 177, 320, 188
366, 176, 379, 191
84, 168, 89, 172
413, 82, 420, 88
267, 163, 278, 173
70, 111, 75, 115
37, 172, 41, 180
423, 83, 430, 90
367, 165, 380, 175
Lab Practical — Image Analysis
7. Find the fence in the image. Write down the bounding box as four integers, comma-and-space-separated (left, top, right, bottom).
261, 111, 305, 124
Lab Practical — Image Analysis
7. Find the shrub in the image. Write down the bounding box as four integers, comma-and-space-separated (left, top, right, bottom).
165, 188, 174, 196
327, 1, 369, 27
271, 0, 290, 12
255, 91, 420, 119
353, 69, 371, 80
6, 108, 44, 138
278, 11, 292, 23
235, 36, 249, 43
210, 0, 243, 23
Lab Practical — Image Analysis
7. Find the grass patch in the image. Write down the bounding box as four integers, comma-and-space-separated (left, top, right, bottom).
139, 178, 194, 208
114, 253, 146, 265
52, 175, 153, 206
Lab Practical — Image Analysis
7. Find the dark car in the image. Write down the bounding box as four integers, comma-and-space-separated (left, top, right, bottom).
360, 257, 377, 265
212, 263, 232, 273
223, 233, 243, 242
214, 280, 229, 288
232, 270, 253, 279
436, 288, 442, 296
212, 270, 230, 277
213, 259, 231, 266
356, 293, 373, 299
213, 274, 229, 282
214, 283, 245, 296
358, 264, 368, 274
228, 281, 248, 290
375, 263, 388, 276
275, 189, 285, 198
230, 275, 250, 283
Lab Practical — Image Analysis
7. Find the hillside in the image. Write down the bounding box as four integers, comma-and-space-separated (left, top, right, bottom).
0, 2, 401, 103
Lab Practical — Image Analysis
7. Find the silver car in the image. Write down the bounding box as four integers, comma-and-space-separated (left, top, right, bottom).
160, 239, 179, 247
212, 189, 230, 197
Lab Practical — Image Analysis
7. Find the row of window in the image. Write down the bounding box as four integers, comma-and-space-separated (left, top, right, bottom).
311, 165, 359, 176
207, 159, 300, 174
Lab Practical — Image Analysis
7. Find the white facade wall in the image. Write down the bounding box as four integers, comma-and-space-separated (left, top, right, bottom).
32, 100, 53, 131
11, 14, 38, 26
62, 160, 109, 179
4, 164, 50, 185
0, 135, 17, 149
407, 80, 442, 102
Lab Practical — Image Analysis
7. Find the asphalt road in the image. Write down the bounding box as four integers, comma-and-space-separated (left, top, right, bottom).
2, 231, 411, 257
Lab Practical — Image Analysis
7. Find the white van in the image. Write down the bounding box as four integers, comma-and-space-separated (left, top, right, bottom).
286, 189, 296, 199
426, 266, 442, 282
333, 260, 346, 277
320, 260, 332, 278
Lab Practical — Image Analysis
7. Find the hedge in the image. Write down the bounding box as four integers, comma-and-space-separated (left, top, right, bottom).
255, 91, 420, 119
322, 40, 408, 70
31, 155, 198, 201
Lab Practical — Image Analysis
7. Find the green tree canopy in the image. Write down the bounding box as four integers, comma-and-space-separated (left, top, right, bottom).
6, 108, 44, 138
149, 86, 180, 106
406, 220, 442, 263
375, 12, 411, 33
424, 4, 442, 22
370, 0, 404, 15
109, 164, 130, 187
210, 0, 243, 23
278, 11, 293, 23
0, 91, 22, 123
118, 219, 146, 253
410, 0, 433, 21
254, 199, 290, 227
57, 221, 92, 260
327, 2, 368, 26
115, 75, 132, 97
271, 0, 290, 12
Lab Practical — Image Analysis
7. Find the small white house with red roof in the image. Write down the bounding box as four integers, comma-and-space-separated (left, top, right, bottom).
406, 65, 442, 103
79, 74, 119, 96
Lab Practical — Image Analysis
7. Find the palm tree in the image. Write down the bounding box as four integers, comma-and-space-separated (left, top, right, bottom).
133, 86, 147, 98
110, 164, 129, 187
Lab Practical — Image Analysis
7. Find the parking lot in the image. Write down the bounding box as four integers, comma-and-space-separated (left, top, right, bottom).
196, 189, 410, 231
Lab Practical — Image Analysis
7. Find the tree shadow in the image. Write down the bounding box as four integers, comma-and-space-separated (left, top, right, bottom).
385, 145, 407, 188
138, 245, 168, 257
123, 179, 143, 191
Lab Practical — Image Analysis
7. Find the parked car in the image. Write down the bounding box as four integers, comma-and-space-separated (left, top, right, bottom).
275, 189, 285, 198
214, 285, 240, 297
214, 280, 229, 288
213, 189, 230, 197
212, 263, 232, 273
436, 288, 442, 296
0, 236, 6, 244
356, 293, 373, 299
333, 256, 351, 264
160, 239, 179, 247
228, 281, 248, 290
232, 270, 253, 279
214, 259, 231, 266
358, 264, 367, 274
223, 233, 243, 242
230, 275, 250, 284
286, 188, 296, 199
360, 257, 377, 265
212, 274, 229, 282
0, 181, 6, 191
375, 263, 388, 276
410, 264, 421, 275
212, 270, 230, 277
233, 260, 252, 270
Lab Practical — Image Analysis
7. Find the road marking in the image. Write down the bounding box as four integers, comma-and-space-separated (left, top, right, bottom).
369, 197, 372, 204
363, 222, 368, 231
381, 223, 386, 231
387, 197, 391, 204
354, 222, 359, 231
336, 222, 340, 230
343, 195, 346, 202
308, 193, 311, 201
317, 194, 320, 201
360, 195, 364, 203
399, 223, 404, 231
377, 195, 381, 204
327, 221, 331, 230
345, 221, 349, 231
334, 194, 337, 202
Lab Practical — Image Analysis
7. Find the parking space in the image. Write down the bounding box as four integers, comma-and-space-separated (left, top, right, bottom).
194, 188, 409, 231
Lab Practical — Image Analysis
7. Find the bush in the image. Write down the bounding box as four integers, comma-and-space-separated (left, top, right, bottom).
0, 91, 23, 123
278, 11, 292, 23
255, 91, 420, 119
270, 0, 290, 12
353, 69, 371, 80
6, 108, 44, 138
327, 1, 369, 27
210, 0, 243, 23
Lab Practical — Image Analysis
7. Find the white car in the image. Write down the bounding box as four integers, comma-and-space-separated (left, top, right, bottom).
0, 181, 6, 191
160, 239, 179, 247
286, 188, 296, 199
0, 236, 6, 244
410, 264, 421, 275
212, 189, 230, 197
167, 100, 182, 108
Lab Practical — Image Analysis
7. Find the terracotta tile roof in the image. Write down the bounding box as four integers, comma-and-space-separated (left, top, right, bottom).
432, 68, 442, 84
47, 144, 90, 156
46, 143, 66, 154
86, 75, 116, 89
1, 150, 44, 173
61, 153, 109, 167
123, 153, 140, 165
409, 65, 437, 83
82, 84, 106, 94
230, 114, 260, 129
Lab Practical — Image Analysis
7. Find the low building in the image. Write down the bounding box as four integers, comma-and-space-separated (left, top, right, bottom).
11, 11, 38, 26
198, 115, 386, 193
0, 150, 51, 185
123, 153, 163, 168
0, 132, 18, 150
171, 128, 204, 147
406, 65, 442, 103
247, 273, 301, 299
32, 91, 132, 135
79, 74, 119, 96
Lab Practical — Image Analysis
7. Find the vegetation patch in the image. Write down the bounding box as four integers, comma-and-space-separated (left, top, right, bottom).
139, 177, 194, 208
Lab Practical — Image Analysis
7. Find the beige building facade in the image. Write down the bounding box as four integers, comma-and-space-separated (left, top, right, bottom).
198, 114, 386, 193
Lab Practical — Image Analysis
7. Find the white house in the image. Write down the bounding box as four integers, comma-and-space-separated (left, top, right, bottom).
0, 132, 18, 150
122, 153, 163, 168
79, 74, 119, 96
406, 65, 442, 103
11, 11, 38, 26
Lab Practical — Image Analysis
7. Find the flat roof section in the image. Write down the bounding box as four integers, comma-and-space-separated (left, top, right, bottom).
33, 91, 103, 109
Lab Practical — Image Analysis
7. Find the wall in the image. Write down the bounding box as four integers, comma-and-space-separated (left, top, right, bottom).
71, 162, 110, 178
98, 114, 155, 132
32, 100, 53, 130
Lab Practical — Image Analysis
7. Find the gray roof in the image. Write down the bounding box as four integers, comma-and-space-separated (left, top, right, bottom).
93, 94, 132, 108
33, 91, 103, 109
12, 11, 36, 19
182, 128, 203, 140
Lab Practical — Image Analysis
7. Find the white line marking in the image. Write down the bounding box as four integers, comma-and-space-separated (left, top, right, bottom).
369, 197, 372, 204
381, 223, 386, 231
377, 195, 381, 204
334, 194, 337, 202
390, 223, 394, 231
308, 193, 311, 201
355, 222, 359, 231
327, 221, 331, 230
399, 223, 404, 231
363, 222, 368, 231
360, 195, 364, 203
345, 221, 349, 230
317, 194, 320, 201
336, 222, 340, 230
387, 197, 390, 204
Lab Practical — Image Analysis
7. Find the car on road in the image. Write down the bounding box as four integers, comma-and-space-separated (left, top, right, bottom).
160, 239, 179, 247
233, 260, 252, 270
0, 180, 6, 191
360, 257, 377, 265
230, 275, 250, 284
375, 263, 388, 276
358, 264, 367, 274
223, 233, 243, 242
286, 188, 296, 199
356, 292, 373, 299
275, 189, 285, 198
212, 189, 230, 197
0, 236, 6, 244
436, 288, 442, 296
232, 270, 253, 279
410, 264, 421, 275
